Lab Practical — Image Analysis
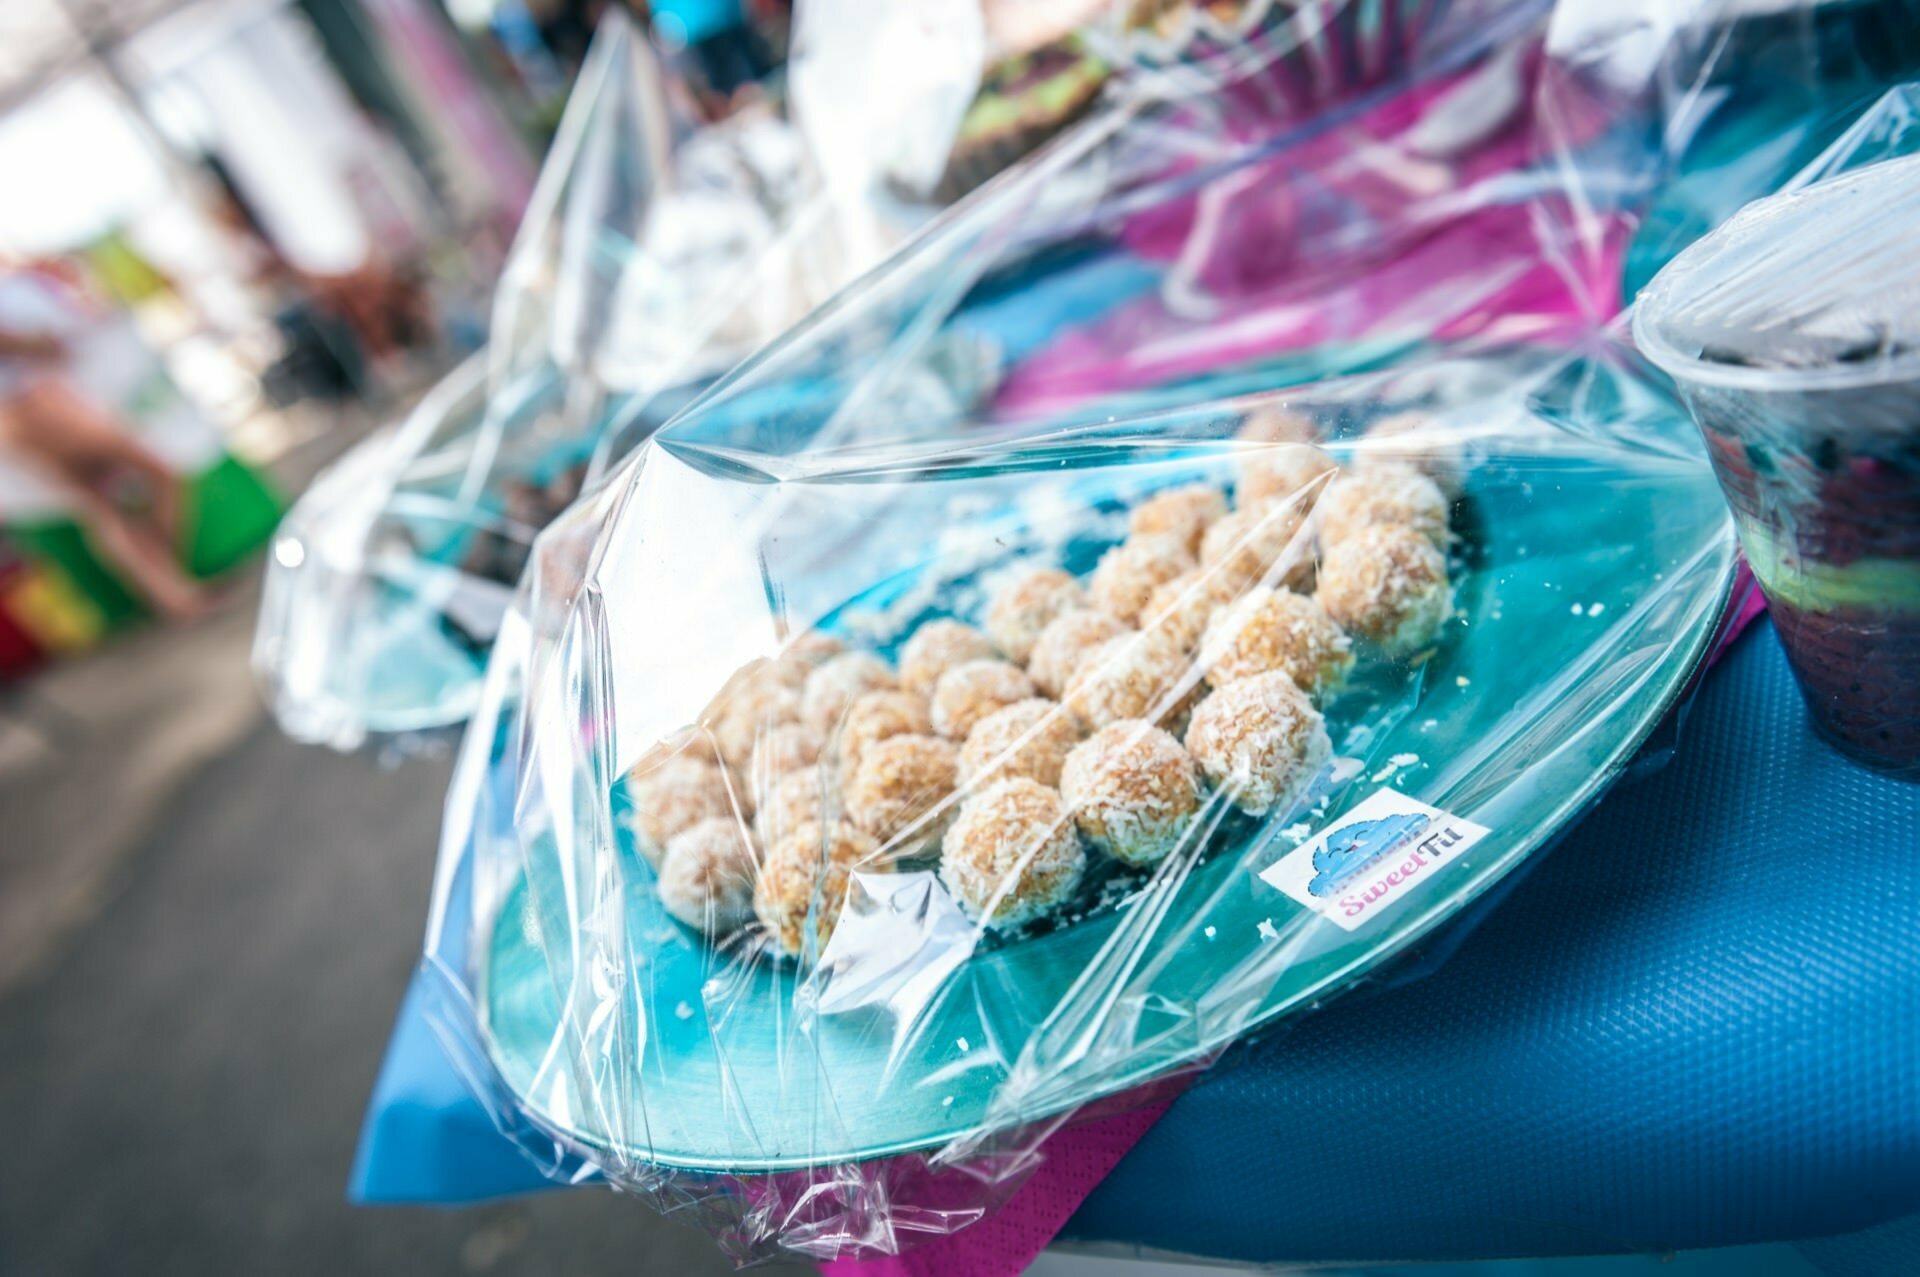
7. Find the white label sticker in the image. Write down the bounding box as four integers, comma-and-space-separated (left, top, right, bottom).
1260, 789, 1490, 932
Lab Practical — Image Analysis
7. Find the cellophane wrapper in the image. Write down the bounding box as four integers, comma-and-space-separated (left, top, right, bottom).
253, 12, 881, 751
418, 0, 1917, 1263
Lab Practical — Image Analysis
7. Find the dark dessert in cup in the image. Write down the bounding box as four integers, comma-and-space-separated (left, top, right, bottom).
1687, 379, 1920, 777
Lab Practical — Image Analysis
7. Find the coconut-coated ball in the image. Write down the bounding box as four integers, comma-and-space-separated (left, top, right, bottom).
754, 819, 884, 956
844, 733, 960, 852
707, 664, 801, 770
836, 689, 933, 775
658, 817, 757, 935
1359, 410, 1465, 498
750, 722, 824, 797
762, 630, 847, 688
1316, 523, 1453, 656
756, 764, 833, 847
801, 651, 898, 733
958, 698, 1084, 789
1142, 567, 1240, 652
1060, 720, 1204, 868
1237, 403, 1317, 444
1129, 484, 1227, 555
1090, 533, 1196, 626
987, 566, 1085, 663
940, 778, 1085, 928
1316, 462, 1449, 549
1185, 671, 1332, 816
1199, 501, 1313, 593
1027, 609, 1129, 698
1201, 586, 1354, 699
1064, 628, 1200, 731
632, 726, 723, 772
899, 619, 997, 698
629, 756, 740, 867
783, 629, 847, 669
930, 659, 1038, 741
1238, 443, 1338, 511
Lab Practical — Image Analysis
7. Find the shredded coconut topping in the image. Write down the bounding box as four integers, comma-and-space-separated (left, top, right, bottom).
940, 778, 1085, 927
1185, 672, 1332, 816
1060, 720, 1202, 868
930, 659, 1038, 740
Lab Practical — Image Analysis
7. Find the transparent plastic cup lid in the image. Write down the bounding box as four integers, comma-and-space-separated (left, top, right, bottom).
1634, 153, 1920, 393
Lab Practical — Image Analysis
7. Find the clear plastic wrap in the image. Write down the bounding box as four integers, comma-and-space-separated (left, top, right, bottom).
256, 13, 886, 750
416, 0, 1892, 1264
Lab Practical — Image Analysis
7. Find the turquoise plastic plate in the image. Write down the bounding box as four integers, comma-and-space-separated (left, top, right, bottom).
478, 439, 1736, 1173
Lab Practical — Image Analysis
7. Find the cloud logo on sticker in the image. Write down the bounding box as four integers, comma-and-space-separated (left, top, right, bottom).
1307, 812, 1431, 897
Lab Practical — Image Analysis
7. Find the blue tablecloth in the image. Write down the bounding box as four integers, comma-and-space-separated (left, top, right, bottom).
352, 619, 1920, 1268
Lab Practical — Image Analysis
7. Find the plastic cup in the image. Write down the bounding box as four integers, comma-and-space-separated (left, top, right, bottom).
1635, 156, 1920, 780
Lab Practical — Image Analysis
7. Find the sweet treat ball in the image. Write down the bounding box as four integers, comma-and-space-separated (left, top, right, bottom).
1199, 501, 1313, 593
837, 689, 934, 775
754, 819, 884, 956
757, 764, 832, 846
940, 778, 1085, 928
1065, 627, 1199, 730
845, 733, 961, 852
1360, 410, 1465, 498
1129, 484, 1227, 555
801, 651, 898, 733
1028, 609, 1129, 698
931, 659, 1039, 740
1201, 586, 1354, 699
1317, 462, 1449, 550
750, 722, 824, 799
1237, 403, 1316, 444
658, 818, 757, 935
1185, 671, 1333, 816
709, 665, 801, 770
764, 630, 848, 687
783, 629, 848, 669
1060, 720, 1203, 868
633, 726, 722, 772
1317, 523, 1453, 656
987, 566, 1086, 662
899, 619, 997, 697
1238, 443, 1338, 511
630, 756, 740, 867
1090, 533, 1196, 626
958, 698, 1084, 789
1142, 567, 1240, 652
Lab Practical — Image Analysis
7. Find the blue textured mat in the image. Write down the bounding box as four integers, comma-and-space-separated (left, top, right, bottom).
1064, 619, 1920, 1264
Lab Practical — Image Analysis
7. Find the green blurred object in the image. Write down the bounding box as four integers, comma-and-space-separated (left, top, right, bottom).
8, 451, 281, 628
182, 452, 283, 580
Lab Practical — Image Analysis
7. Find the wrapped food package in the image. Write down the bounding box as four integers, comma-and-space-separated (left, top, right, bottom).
411, 0, 1920, 1265
257, 12, 916, 750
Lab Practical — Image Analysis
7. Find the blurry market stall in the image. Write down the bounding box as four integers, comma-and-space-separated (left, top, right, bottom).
0, 0, 556, 677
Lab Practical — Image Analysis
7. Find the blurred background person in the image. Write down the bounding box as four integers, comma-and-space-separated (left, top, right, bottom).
0, 258, 210, 622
